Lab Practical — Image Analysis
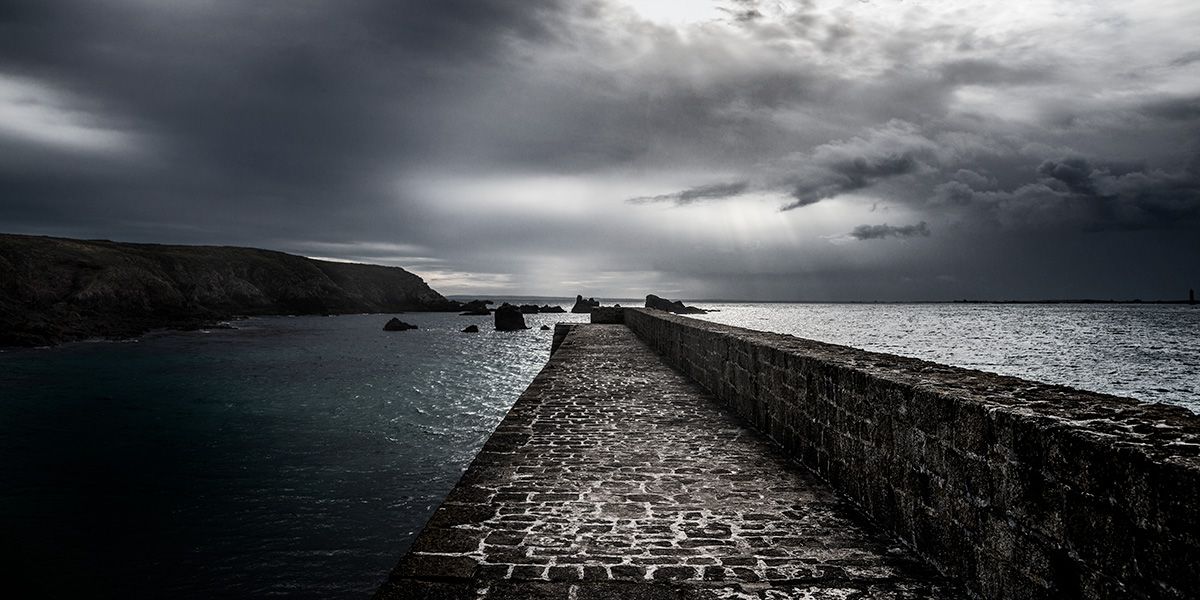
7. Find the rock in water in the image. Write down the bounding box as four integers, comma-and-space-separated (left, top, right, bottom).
645, 294, 708, 314
539, 304, 565, 313
383, 317, 418, 331
570, 294, 600, 314
540, 325, 551, 330
462, 325, 479, 333
458, 299, 492, 315
494, 304, 530, 331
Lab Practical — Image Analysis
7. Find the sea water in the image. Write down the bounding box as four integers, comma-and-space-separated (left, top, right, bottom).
1, 302, 1196, 598
0, 310, 588, 598
695, 302, 1200, 409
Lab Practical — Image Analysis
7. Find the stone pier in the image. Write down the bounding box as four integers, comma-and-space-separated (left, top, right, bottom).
378, 309, 1200, 599
376, 324, 958, 599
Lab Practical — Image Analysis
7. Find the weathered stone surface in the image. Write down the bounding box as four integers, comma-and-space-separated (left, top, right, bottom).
551, 323, 575, 355
623, 308, 1200, 600
383, 317, 417, 331
591, 306, 625, 324
384, 325, 960, 599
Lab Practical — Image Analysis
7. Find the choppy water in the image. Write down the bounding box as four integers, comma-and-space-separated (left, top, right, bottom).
695, 302, 1200, 410
1, 301, 1196, 598
0, 309, 588, 599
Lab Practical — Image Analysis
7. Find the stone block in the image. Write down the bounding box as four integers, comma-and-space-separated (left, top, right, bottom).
590, 306, 625, 324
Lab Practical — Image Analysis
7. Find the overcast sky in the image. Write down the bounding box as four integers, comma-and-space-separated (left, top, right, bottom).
2, 0, 1198, 300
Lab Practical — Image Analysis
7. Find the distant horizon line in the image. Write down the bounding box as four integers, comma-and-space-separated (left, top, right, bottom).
446, 294, 1198, 306
4, 233, 1194, 307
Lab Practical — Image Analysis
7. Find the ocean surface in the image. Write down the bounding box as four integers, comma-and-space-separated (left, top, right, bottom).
694, 302, 1200, 409
1, 300, 1196, 598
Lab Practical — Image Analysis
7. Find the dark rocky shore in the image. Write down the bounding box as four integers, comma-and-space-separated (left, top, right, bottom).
0, 233, 458, 346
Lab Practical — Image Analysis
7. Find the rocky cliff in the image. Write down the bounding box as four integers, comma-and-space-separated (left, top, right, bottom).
0, 233, 457, 346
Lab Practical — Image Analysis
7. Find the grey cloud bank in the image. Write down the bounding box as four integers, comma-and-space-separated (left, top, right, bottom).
627, 181, 750, 205
1, 0, 1198, 300
850, 222, 930, 241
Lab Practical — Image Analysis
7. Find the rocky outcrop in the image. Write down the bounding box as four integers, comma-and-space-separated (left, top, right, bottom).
458, 300, 492, 315
539, 304, 565, 313
518, 304, 541, 314
462, 325, 479, 333
570, 295, 600, 314
0, 233, 457, 346
383, 318, 417, 331
539, 325, 550, 330
645, 294, 707, 314
494, 303, 529, 331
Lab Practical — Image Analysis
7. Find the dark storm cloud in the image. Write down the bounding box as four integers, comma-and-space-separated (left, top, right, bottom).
2, 0, 1199, 299
930, 156, 1200, 233
627, 181, 750, 205
0, 0, 570, 242
849, 221, 930, 240
1037, 159, 1099, 196
1139, 96, 1200, 121
783, 153, 922, 210
775, 121, 937, 210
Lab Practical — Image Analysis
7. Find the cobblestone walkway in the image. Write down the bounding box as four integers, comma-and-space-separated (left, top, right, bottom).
376, 325, 960, 599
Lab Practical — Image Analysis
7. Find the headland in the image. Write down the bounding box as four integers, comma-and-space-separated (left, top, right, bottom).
0, 233, 457, 346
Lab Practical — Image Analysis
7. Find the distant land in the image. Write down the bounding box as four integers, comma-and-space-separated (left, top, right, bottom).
951, 298, 1196, 305
0, 233, 457, 347
665, 298, 1198, 305
3, 233, 1194, 347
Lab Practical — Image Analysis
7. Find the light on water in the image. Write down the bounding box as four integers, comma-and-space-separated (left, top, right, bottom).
1, 301, 1197, 598
696, 302, 1200, 410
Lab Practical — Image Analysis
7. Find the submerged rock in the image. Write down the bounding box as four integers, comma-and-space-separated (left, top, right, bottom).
462, 325, 480, 333
645, 294, 708, 314
570, 295, 600, 314
518, 304, 541, 314
540, 325, 551, 330
383, 317, 418, 331
494, 303, 530, 331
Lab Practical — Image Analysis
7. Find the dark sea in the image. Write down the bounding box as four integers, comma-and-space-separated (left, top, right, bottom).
1, 300, 1197, 598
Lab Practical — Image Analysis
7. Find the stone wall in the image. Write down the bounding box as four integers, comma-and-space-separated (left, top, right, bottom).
621, 308, 1200, 600
551, 323, 577, 355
